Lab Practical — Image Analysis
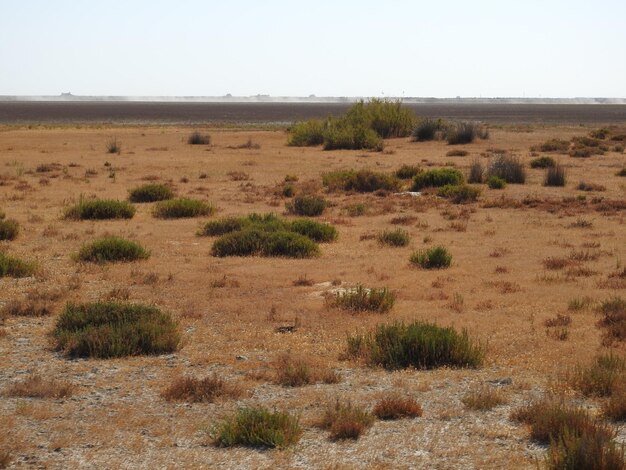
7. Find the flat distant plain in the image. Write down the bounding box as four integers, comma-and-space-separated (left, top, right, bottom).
0, 109, 625, 468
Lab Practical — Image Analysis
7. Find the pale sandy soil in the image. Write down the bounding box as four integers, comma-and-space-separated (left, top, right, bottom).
0, 124, 625, 469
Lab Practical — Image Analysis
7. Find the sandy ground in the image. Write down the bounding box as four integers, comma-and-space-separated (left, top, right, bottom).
0, 124, 625, 469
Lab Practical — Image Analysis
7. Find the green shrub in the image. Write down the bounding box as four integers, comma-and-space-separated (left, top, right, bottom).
537, 139, 570, 152
286, 195, 326, 216
76, 237, 150, 263
446, 121, 486, 145
128, 184, 174, 203
377, 229, 410, 247
347, 321, 484, 369
64, 199, 136, 220
356, 98, 415, 139
289, 219, 337, 242
152, 198, 215, 218
323, 169, 400, 192
530, 156, 556, 168
0, 219, 19, 241
288, 119, 326, 146
187, 131, 211, 145
412, 168, 464, 190
52, 302, 180, 358
345, 203, 367, 216
323, 121, 383, 151
199, 217, 247, 236
468, 158, 484, 183
212, 407, 302, 448
395, 164, 421, 180
0, 253, 36, 278
412, 118, 447, 141
330, 285, 395, 314
319, 401, 374, 441
437, 184, 481, 203
211, 229, 319, 258
486, 154, 526, 184
487, 176, 506, 189
544, 164, 567, 187
410, 245, 452, 269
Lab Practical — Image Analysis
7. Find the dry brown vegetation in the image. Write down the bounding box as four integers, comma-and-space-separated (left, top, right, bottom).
0, 122, 625, 468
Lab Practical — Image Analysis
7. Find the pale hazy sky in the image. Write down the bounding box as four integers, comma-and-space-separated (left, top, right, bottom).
1, 0, 625, 97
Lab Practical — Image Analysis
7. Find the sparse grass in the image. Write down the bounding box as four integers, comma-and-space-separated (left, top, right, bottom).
373, 394, 423, 420
106, 138, 121, 154
273, 353, 340, 387
468, 158, 484, 183
152, 198, 215, 218
323, 169, 400, 192
0, 219, 19, 240
3, 374, 72, 399
52, 302, 180, 358
545, 426, 625, 470
212, 407, 302, 448
76, 236, 150, 263
437, 184, 481, 203
412, 168, 464, 190
128, 183, 174, 203
570, 353, 626, 397
347, 321, 484, 370
462, 386, 507, 410
286, 195, 326, 216
345, 203, 367, 216
544, 164, 567, 187
530, 156, 556, 168
487, 175, 506, 189
377, 228, 410, 247
597, 297, 626, 343
394, 164, 421, 180
162, 374, 242, 402
487, 154, 526, 184
2, 299, 53, 318
0, 253, 36, 278
187, 131, 211, 145
410, 245, 452, 269
577, 181, 606, 192
543, 257, 570, 270
63, 199, 136, 220
568, 296, 594, 311
318, 401, 374, 441
330, 285, 395, 314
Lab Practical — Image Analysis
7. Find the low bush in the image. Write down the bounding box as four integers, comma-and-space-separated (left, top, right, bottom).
2, 375, 72, 399
373, 394, 423, 420
162, 374, 242, 402
536, 139, 570, 153
212, 407, 302, 448
346, 321, 484, 369
323, 169, 400, 192
318, 401, 374, 441
437, 184, 481, 203
0, 253, 36, 278
410, 245, 452, 269
446, 121, 486, 145
487, 175, 506, 189
330, 285, 395, 314
152, 198, 215, 218
199, 217, 247, 236
289, 219, 337, 242
546, 426, 626, 470
412, 168, 464, 190
345, 203, 367, 217
323, 121, 383, 151
577, 181, 606, 192
288, 119, 326, 146
128, 183, 174, 203
52, 302, 180, 358
286, 195, 326, 216
468, 158, 484, 183
1, 299, 53, 318
211, 229, 319, 258
486, 154, 526, 184
412, 118, 447, 141
617, 168, 626, 177
377, 229, 410, 247
544, 164, 566, 187
446, 149, 469, 157
530, 156, 556, 168
106, 138, 121, 154
64, 199, 136, 220
462, 386, 506, 410
395, 164, 421, 180
76, 236, 150, 263
0, 219, 19, 241
187, 131, 211, 145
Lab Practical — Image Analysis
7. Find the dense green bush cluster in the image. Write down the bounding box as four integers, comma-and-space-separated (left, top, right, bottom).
0, 252, 36, 278
128, 183, 174, 203
64, 199, 136, 220
288, 120, 326, 146
347, 321, 484, 369
377, 229, 410, 247
323, 169, 400, 192
410, 246, 452, 269
437, 184, 480, 203
52, 302, 180, 358
285, 195, 327, 216
394, 164, 421, 180
152, 198, 215, 218
487, 176, 506, 189
76, 236, 150, 263
530, 156, 556, 168
411, 168, 464, 190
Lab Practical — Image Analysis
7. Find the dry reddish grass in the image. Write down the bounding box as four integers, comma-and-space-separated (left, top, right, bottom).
161, 374, 243, 403
3, 375, 73, 399
373, 394, 423, 419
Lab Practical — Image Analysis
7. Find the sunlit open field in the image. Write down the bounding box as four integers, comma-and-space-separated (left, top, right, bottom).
1, 118, 625, 469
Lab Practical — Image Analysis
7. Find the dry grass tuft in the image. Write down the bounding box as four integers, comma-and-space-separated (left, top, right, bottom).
3, 374, 72, 399
462, 386, 507, 410
162, 374, 243, 403
373, 394, 423, 420
273, 353, 340, 387
318, 401, 374, 441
